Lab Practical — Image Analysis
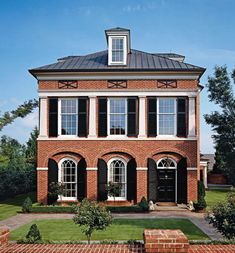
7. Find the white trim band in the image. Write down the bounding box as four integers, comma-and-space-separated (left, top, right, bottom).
86, 167, 98, 171
37, 167, 48, 171
136, 167, 148, 171
38, 90, 198, 98
187, 167, 198, 171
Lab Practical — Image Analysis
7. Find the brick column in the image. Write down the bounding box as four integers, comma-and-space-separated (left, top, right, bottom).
0, 226, 9, 248
144, 229, 189, 253
37, 168, 48, 205
86, 168, 97, 201
136, 168, 148, 203
187, 169, 198, 203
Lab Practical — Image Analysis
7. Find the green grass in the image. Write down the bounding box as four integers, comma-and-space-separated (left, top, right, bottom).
10, 218, 209, 241
205, 189, 230, 210
0, 192, 36, 221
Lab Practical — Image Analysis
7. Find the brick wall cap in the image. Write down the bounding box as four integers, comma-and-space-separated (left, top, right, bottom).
0, 227, 9, 236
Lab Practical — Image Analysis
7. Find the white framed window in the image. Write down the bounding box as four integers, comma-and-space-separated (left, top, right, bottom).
108, 98, 127, 136
58, 98, 78, 136
157, 98, 177, 136
107, 158, 127, 200
108, 36, 127, 65
58, 158, 77, 201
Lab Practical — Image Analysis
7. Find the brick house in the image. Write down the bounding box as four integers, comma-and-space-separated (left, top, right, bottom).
29, 27, 205, 205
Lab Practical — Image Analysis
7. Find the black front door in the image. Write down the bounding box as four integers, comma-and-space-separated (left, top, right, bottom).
157, 169, 175, 202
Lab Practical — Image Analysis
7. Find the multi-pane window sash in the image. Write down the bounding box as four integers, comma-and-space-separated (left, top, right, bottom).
157, 98, 177, 136
108, 98, 127, 136
108, 159, 126, 199
59, 99, 78, 136
111, 38, 124, 63
60, 159, 77, 199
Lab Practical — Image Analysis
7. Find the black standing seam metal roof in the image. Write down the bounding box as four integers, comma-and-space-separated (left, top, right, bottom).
29, 49, 205, 75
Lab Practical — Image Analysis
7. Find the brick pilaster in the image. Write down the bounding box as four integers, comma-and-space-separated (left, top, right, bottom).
136, 169, 148, 203
187, 170, 198, 203
86, 169, 97, 200
37, 170, 48, 204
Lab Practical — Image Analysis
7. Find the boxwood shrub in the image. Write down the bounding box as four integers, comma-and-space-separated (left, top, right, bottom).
30, 205, 144, 213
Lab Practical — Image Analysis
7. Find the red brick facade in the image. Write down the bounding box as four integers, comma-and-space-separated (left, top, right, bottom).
36, 76, 201, 205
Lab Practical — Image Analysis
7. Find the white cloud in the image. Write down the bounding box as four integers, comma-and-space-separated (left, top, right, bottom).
21, 109, 38, 128
123, 2, 159, 12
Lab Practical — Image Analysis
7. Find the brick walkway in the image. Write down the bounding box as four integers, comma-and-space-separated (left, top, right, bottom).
0, 243, 235, 253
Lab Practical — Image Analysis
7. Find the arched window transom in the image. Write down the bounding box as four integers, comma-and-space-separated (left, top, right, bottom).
108, 158, 127, 200
59, 158, 77, 200
157, 158, 176, 169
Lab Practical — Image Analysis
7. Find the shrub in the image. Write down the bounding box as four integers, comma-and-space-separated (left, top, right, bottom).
73, 199, 113, 244
25, 224, 42, 243
31, 206, 75, 213
138, 196, 149, 211
194, 181, 207, 211
22, 197, 33, 213
207, 192, 235, 239
47, 193, 58, 205
107, 205, 143, 213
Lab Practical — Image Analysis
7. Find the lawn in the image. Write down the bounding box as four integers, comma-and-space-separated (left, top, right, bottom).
10, 218, 209, 241
0, 192, 36, 221
205, 189, 230, 210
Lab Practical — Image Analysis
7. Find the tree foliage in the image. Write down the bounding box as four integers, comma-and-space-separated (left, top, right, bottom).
106, 182, 122, 202
73, 199, 112, 243
204, 66, 235, 185
207, 192, 235, 239
0, 99, 38, 131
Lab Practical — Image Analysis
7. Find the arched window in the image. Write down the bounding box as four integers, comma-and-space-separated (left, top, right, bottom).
157, 157, 176, 169
108, 158, 127, 200
59, 158, 77, 200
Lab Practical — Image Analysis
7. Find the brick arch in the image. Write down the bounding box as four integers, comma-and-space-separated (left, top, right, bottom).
101, 152, 133, 164
146, 148, 192, 167
52, 152, 83, 164
93, 148, 137, 167
42, 148, 90, 167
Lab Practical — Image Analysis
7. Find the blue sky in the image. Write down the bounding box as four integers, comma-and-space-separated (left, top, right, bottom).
0, 0, 234, 153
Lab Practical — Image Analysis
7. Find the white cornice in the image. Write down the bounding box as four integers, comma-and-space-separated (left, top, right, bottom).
35, 72, 200, 80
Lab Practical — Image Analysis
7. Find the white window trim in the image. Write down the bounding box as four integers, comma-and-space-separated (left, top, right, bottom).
157, 97, 177, 137
58, 98, 78, 137
58, 158, 77, 201
156, 157, 177, 203
108, 36, 127, 65
107, 97, 128, 137
107, 157, 127, 201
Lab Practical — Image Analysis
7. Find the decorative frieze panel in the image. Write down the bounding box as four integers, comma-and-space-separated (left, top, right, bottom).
107, 80, 127, 89
58, 80, 78, 89
157, 80, 177, 88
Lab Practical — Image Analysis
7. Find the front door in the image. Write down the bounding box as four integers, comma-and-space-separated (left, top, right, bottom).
157, 169, 175, 202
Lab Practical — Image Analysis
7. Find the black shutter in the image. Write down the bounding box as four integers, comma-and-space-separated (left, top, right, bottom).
77, 158, 87, 201
97, 159, 108, 201
48, 158, 58, 190
148, 158, 157, 202
78, 98, 87, 137
49, 98, 58, 137
127, 159, 137, 202
98, 98, 107, 137
177, 158, 187, 204
177, 98, 187, 137
127, 98, 137, 137
147, 98, 157, 137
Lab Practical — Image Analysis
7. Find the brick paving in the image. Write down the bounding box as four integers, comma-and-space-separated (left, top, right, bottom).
0, 243, 235, 253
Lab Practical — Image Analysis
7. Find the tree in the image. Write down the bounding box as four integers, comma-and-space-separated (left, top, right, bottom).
0, 99, 38, 131
73, 199, 112, 244
25, 127, 39, 168
204, 66, 235, 185
106, 181, 122, 202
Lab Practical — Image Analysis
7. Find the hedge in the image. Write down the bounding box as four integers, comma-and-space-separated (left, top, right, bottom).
31, 206, 75, 213
30, 205, 144, 213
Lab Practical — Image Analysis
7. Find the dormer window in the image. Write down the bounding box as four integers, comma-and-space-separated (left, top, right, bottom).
105, 27, 130, 66
108, 36, 127, 65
